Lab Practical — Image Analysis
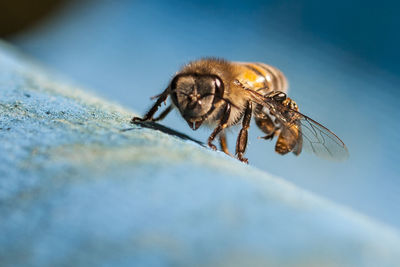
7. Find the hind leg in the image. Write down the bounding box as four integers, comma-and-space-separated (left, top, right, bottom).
254, 104, 279, 140
275, 97, 303, 155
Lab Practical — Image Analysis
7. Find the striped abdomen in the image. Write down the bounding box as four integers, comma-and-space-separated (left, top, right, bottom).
235, 62, 288, 95
235, 62, 292, 146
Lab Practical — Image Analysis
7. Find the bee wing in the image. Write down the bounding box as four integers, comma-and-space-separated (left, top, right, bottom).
247, 90, 349, 161
293, 111, 349, 160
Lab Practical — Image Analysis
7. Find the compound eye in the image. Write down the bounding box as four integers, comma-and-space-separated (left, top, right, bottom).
169, 75, 181, 105
214, 77, 224, 98
170, 74, 180, 91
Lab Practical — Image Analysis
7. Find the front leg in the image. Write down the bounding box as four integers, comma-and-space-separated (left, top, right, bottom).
235, 102, 252, 164
208, 104, 231, 151
219, 131, 233, 156
152, 104, 173, 122
131, 89, 169, 123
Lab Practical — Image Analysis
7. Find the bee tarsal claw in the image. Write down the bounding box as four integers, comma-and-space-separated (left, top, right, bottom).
238, 155, 249, 164
208, 143, 217, 151
130, 117, 146, 123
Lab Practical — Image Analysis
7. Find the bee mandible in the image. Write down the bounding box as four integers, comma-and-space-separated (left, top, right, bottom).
131, 58, 348, 163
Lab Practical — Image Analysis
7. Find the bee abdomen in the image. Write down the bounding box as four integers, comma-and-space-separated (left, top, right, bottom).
254, 62, 288, 93
238, 62, 288, 94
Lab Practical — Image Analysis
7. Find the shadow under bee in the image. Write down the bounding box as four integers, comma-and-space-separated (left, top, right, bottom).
122, 121, 204, 147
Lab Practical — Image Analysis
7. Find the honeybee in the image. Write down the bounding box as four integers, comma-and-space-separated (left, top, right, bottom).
131, 58, 348, 163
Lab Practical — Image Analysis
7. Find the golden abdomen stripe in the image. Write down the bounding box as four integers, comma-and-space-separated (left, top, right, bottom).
254, 62, 288, 92
236, 62, 288, 93
243, 64, 269, 90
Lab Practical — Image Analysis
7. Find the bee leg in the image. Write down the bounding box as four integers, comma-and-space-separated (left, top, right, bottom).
255, 112, 278, 141
275, 126, 299, 155
131, 89, 169, 123
275, 97, 303, 155
283, 98, 303, 155
219, 131, 233, 157
235, 102, 252, 164
292, 126, 303, 156
152, 105, 173, 122
207, 103, 231, 151
259, 133, 275, 140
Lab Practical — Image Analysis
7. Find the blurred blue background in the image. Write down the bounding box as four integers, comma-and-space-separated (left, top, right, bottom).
6, 0, 400, 228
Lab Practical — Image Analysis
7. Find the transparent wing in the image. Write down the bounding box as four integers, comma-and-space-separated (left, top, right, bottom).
247, 89, 349, 161
294, 112, 349, 160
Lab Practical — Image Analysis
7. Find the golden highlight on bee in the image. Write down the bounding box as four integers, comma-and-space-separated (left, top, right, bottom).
131, 58, 348, 163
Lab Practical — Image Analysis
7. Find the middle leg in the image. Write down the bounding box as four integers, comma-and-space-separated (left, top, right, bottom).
219, 131, 233, 156
235, 102, 253, 163
254, 112, 279, 140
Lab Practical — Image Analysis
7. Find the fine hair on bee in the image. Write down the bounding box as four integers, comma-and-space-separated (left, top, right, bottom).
131, 58, 348, 163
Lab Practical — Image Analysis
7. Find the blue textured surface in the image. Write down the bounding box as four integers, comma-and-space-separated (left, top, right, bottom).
8, 0, 400, 228
1, 44, 400, 266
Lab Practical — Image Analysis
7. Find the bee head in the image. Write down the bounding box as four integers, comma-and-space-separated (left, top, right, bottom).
170, 73, 224, 130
